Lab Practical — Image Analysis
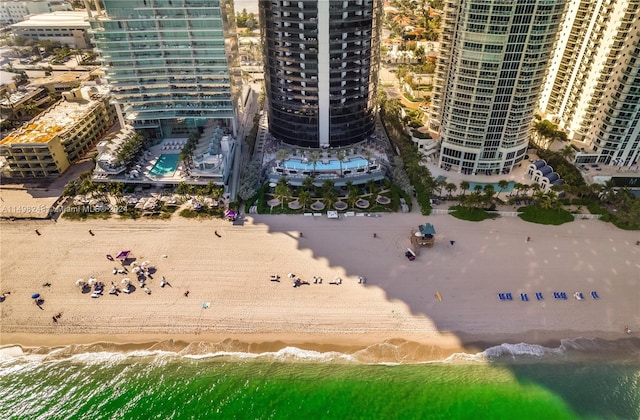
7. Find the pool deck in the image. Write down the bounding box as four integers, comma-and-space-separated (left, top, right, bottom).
424, 152, 542, 195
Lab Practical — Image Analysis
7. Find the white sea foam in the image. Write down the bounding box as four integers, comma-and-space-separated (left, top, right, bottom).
483, 342, 562, 359
184, 346, 356, 363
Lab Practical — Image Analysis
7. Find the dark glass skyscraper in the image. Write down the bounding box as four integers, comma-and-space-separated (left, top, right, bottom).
260, 0, 382, 148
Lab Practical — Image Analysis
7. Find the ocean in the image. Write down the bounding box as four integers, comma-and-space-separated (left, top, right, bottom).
1, 338, 639, 420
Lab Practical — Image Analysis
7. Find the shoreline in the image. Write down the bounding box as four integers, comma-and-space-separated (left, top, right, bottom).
1, 213, 639, 364
2, 328, 637, 364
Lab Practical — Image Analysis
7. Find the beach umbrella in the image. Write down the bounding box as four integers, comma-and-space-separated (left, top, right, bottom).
88, 278, 97, 285
75, 279, 85, 287
31, 293, 40, 299
141, 260, 150, 267
121, 278, 130, 285
132, 266, 142, 273
116, 250, 131, 260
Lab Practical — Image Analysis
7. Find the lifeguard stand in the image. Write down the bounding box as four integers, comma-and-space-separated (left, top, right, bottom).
410, 222, 436, 252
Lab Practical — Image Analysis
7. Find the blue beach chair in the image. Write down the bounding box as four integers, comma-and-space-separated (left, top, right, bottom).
520, 293, 529, 301
560, 292, 567, 299
498, 293, 506, 301
535, 292, 543, 300
591, 291, 599, 299
506, 293, 513, 300
553, 292, 561, 299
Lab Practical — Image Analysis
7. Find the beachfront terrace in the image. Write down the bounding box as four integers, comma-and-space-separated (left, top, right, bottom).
92, 123, 236, 188
263, 133, 391, 187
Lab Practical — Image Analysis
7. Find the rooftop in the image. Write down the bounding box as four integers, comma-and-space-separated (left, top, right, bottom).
10, 11, 90, 28
0, 86, 108, 147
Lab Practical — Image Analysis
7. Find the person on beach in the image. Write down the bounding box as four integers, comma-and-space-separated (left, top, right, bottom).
526, 236, 531, 242
89, 230, 94, 236
35, 229, 41, 236
184, 290, 190, 297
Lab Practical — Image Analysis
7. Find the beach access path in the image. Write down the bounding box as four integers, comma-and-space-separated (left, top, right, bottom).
1, 213, 638, 354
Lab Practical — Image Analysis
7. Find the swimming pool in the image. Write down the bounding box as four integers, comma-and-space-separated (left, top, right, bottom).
467, 181, 515, 192
282, 158, 370, 172
149, 154, 180, 177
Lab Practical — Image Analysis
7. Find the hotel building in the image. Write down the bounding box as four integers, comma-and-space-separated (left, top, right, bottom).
429, 0, 566, 175
539, 0, 640, 167
259, 0, 382, 148
0, 87, 115, 177
89, 0, 241, 139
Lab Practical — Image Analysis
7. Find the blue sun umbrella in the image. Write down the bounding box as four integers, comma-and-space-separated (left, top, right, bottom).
31, 293, 40, 299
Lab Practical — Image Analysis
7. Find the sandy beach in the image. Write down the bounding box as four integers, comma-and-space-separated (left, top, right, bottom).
1, 212, 639, 361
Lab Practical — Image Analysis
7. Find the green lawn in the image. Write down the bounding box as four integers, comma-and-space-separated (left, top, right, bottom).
518, 206, 574, 225
449, 206, 498, 222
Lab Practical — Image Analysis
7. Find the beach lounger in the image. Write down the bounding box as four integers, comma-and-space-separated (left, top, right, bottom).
591, 291, 599, 299
535, 292, 543, 300
520, 293, 529, 301
505, 293, 513, 300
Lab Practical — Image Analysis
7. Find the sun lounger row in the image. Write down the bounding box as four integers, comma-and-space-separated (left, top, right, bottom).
498, 291, 600, 301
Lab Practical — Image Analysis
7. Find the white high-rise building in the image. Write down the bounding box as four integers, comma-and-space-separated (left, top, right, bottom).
430, 0, 566, 175
539, 0, 640, 167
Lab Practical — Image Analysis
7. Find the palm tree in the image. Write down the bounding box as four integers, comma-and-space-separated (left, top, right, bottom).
321, 179, 335, 196
483, 184, 495, 206
302, 176, 314, 193
336, 150, 346, 177
459, 180, 470, 196
308, 151, 321, 177
298, 190, 312, 211
559, 145, 574, 160
600, 179, 617, 202
445, 182, 456, 198
496, 180, 509, 198
322, 187, 338, 208
513, 182, 523, 198
274, 177, 290, 209
347, 185, 360, 210
436, 179, 447, 198
533, 188, 546, 205
366, 179, 378, 196
177, 182, 189, 196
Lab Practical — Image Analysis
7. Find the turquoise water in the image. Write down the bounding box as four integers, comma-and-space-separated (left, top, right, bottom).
283, 158, 370, 172
1, 340, 639, 419
149, 154, 180, 177
468, 181, 516, 193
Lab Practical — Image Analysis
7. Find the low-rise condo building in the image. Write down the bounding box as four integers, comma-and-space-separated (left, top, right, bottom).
0, 86, 115, 177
